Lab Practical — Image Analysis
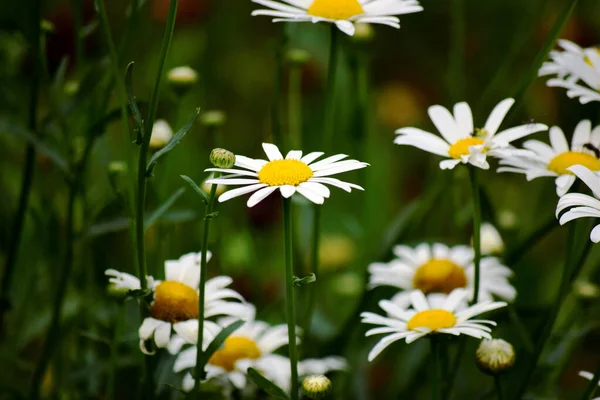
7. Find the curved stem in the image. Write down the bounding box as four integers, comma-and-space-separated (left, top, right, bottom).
469, 167, 481, 304
195, 172, 220, 394
283, 198, 299, 400
494, 375, 503, 400
322, 25, 339, 151
303, 204, 320, 349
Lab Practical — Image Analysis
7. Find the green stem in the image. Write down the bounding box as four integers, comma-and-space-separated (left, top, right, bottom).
288, 63, 302, 149
494, 376, 504, 400
0, 0, 41, 340
272, 28, 287, 147
107, 303, 124, 399
469, 167, 481, 304
507, 305, 534, 353
448, 0, 465, 101
303, 204, 320, 349
195, 172, 220, 394
582, 365, 600, 400
283, 198, 299, 400
323, 25, 339, 151
443, 338, 466, 400
431, 337, 442, 400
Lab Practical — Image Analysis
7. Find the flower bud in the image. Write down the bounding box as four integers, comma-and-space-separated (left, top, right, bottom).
286, 48, 311, 65
210, 148, 235, 169
475, 223, 504, 255
573, 280, 600, 300
476, 338, 515, 375
150, 119, 173, 149
498, 209, 517, 229
202, 173, 227, 197
201, 110, 226, 127
168, 66, 198, 86
353, 23, 374, 42
302, 375, 332, 399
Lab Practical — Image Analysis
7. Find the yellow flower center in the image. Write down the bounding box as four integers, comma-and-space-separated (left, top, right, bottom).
448, 137, 485, 159
150, 281, 199, 323
307, 0, 365, 20
547, 151, 600, 175
258, 159, 313, 186
412, 259, 467, 294
407, 309, 457, 331
208, 336, 262, 372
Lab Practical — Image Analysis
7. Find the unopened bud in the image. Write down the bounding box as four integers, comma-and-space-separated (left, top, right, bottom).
302, 375, 332, 399
286, 48, 311, 65
353, 23, 374, 42
150, 119, 173, 149
202, 173, 227, 196
498, 209, 517, 229
573, 280, 600, 300
474, 223, 504, 255
167, 66, 198, 96
476, 339, 515, 375
108, 161, 127, 175
210, 148, 235, 169
201, 110, 226, 127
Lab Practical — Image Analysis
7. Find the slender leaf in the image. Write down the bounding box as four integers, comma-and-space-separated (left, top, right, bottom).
181, 174, 210, 204
125, 61, 144, 143
247, 367, 290, 399
144, 187, 186, 231
146, 107, 201, 176
197, 320, 245, 374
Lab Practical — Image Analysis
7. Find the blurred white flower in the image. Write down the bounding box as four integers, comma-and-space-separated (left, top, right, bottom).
150, 119, 173, 149
394, 98, 548, 170
167, 66, 199, 85
477, 223, 504, 255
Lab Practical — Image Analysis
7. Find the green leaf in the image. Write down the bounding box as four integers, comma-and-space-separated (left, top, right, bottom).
181, 175, 210, 204
293, 273, 316, 288
144, 187, 186, 231
125, 61, 144, 144
0, 119, 69, 174
146, 107, 201, 176
197, 320, 245, 378
247, 367, 290, 399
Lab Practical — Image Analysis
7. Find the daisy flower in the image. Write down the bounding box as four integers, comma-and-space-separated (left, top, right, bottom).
368, 243, 516, 304
497, 120, 600, 196
394, 98, 548, 170
556, 164, 600, 243
251, 0, 424, 36
579, 371, 600, 399
205, 143, 368, 207
361, 289, 507, 361
539, 39, 600, 104
105, 251, 252, 354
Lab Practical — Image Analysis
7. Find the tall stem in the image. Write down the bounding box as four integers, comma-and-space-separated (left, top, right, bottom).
494, 376, 504, 400
0, 0, 41, 338
582, 365, 600, 400
469, 167, 481, 304
288, 63, 302, 149
431, 337, 442, 400
283, 198, 299, 400
303, 204, 320, 348
322, 25, 339, 151
272, 29, 287, 147
195, 172, 220, 395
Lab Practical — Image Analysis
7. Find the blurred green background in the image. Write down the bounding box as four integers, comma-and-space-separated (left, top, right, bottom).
1, 0, 600, 398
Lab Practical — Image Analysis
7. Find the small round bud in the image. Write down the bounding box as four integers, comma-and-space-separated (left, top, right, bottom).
353, 23, 374, 42
202, 173, 227, 197
108, 161, 127, 175
474, 223, 504, 256
210, 148, 236, 169
476, 339, 515, 375
573, 280, 600, 300
201, 110, 227, 127
150, 119, 173, 149
167, 66, 198, 95
498, 209, 518, 230
286, 48, 311, 65
302, 375, 332, 399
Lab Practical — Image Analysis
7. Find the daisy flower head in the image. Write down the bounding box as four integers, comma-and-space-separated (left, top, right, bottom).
539, 39, 600, 104
498, 120, 600, 196
105, 251, 252, 354
251, 0, 424, 36
205, 143, 368, 207
368, 243, 516, 304
394, 98, 548, 170
556, 164, 600, 243
579, 371, 600, 399
360, 288, 507, 361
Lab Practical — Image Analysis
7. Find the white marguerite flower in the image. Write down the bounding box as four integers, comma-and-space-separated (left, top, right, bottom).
105, 251, 252, 354
368, 243, 516, 304
539, 39, 600, 104
205, 143, 368, 207
497, 120, 600, 196
361, 289, 507, 361
556, 165, 600, 243
579, 371, 600, 399
251, 0, 423, 36
394, 98, 548, 170
150, 119, 173, 149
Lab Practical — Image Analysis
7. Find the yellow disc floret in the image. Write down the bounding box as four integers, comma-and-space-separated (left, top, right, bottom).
407, 309, 457, 331
258, 159, 313, 186
412, 259, 467, 294
150, 281, 199, 323
307, 0, 365, 20
448, 137, 485, 159
208, 336, 262, 371
548, 151, 600, 175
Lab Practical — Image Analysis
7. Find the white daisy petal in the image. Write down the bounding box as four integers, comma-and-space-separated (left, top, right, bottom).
484, 98, 515, 136
262, 143, 284, 161
247, 186, 279, 207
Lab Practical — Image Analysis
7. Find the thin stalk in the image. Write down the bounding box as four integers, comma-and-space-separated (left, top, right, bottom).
582, 365, 600, 400
469, 167, 481, 304
323, 25, 339, 151
448, 0, 465, 101
507, 305, 534, 353
0, 0, 41, 339
288, 63, 302, 149
443, 338, 467, 400
283, 198, 299, 400
107, 303, 124, 399
431, 337, 442, 400
302, 204, 320, 348
272, 29, 287, 147
195, 172, 220, 394
494, 376, 503, 400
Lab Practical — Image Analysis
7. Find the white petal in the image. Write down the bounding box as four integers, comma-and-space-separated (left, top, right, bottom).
296, 186, 325, 204
428, 104, 464, 143
550, 126, 570, 153
484, 98, 515, 136
279, 185, 296, 198
453, 102, 474, 137
286, 150, 303, 159
335, 20, 355, 36
217, 183, 267, 203
154, 322, 172, 348
262, 143, 284, 161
